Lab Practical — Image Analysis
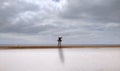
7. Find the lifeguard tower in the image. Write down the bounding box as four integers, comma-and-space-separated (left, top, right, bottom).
58, 37, 62, 48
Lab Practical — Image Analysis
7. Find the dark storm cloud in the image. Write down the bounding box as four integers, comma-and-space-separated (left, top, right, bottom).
60, 0, 120, 23
0, 0, 64, 35
0, 0, 41, 33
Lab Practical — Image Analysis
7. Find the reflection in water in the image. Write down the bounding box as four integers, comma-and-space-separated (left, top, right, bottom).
58, 47, 64, 63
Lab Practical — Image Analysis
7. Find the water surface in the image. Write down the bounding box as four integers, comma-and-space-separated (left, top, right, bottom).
0, 48, 120, 71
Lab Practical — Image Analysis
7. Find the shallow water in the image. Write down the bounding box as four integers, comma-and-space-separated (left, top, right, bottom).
0, 48, 120, 71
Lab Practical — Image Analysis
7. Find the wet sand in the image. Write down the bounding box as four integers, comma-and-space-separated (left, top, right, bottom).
0, 46, 120, 71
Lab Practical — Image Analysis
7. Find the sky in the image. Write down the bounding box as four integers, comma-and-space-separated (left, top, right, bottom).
0, 0, 120, 45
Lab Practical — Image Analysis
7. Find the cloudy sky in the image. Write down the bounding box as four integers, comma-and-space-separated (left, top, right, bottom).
0, 0, 120, 45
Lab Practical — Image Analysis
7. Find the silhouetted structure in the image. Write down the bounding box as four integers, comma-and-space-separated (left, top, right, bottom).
58, 37, 62, 48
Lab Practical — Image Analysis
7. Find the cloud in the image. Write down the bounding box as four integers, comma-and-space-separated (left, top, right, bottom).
60, 0, 120, 23
0, 0, 120, 45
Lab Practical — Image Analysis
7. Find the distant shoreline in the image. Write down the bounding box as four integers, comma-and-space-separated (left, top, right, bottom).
0, 45, 120, 49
